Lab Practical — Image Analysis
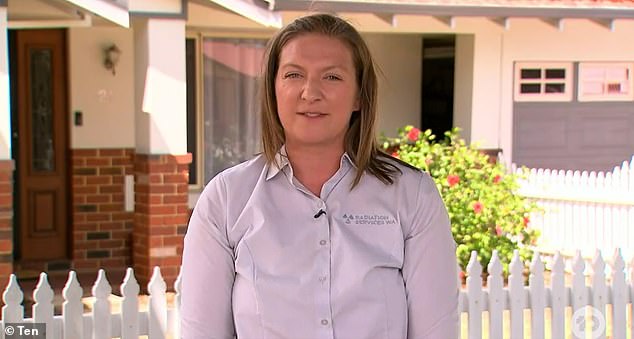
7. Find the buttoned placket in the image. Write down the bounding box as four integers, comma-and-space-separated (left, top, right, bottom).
313, 197, 334, 339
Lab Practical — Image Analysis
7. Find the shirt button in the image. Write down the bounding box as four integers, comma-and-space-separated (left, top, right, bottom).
319, 276, 327, 282
321, 319, 329, 326
319, 240, 327, 246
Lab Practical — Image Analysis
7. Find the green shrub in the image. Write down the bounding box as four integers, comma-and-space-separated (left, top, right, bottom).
382, 126, 540, 275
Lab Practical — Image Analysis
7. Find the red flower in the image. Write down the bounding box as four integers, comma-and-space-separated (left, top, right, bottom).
493, 175, 502, 184
523, 216, 530, 227
472, 201, 484, 214
447, 175, 460, 187
407, 128, 421, 142
391, 151, 399, 158
495, 225, 503, 236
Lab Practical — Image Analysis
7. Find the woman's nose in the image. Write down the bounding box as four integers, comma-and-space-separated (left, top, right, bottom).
300, 79, 322, 102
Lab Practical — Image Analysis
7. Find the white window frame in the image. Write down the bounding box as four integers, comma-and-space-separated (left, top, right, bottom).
514, 62, 573, 102
578, 62, 634, 102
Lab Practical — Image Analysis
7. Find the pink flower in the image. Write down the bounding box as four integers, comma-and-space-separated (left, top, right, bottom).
493, 175, 502, 184
407, 128, 421, 142
391, 151, 399, 158
523, 216, 530, 228
447, 175, 460, 187
495, 225, 503, 236
472, 201, 484, 214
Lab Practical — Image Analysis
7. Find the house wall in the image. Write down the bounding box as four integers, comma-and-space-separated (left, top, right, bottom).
68, 27, 135, 149
364, 33, 421, 137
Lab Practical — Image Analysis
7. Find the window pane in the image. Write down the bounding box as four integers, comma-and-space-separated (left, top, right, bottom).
545, 69, 565, 79
521, 69, 541, 79
520, 83, 541, 93
31, 48, 55, 172
202, 38, 267, 183
545, 83, 565, 93
607, 82, 622, 93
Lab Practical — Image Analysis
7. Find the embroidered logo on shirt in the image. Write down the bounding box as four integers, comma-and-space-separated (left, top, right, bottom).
342, 214, 397, 225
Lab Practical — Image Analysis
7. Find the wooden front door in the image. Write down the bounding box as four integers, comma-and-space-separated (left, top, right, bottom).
11, 29, 69, 261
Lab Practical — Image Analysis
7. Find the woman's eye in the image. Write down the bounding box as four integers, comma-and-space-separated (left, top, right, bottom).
283, 72, 301, 79
325, 74, 342, 81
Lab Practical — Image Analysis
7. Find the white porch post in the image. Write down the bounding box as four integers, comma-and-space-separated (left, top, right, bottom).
0, 4, 10, 160
132, 17, 190, 289
454, 31, 503, 150
133, 17, 187, 155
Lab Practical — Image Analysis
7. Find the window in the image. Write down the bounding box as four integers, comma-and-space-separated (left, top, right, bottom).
578, 62, 634, 101
186, 36, 268, 187
514, 62, 573, 102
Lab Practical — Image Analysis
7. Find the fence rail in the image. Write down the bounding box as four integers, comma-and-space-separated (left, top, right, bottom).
2, 248, 633, 338
514, 155, 634, 261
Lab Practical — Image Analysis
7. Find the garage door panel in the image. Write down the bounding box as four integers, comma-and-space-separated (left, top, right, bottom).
513, 102, 634, 171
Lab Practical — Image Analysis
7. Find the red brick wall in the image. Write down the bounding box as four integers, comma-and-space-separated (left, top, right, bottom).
72, 149, 134, 273
0, 160, 14, 290
134, 153, 191, 290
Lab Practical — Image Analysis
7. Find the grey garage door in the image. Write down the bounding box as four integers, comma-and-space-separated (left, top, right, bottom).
513, 102, 634, 172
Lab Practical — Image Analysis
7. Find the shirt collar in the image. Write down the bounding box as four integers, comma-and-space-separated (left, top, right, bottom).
265, 146, 356, 181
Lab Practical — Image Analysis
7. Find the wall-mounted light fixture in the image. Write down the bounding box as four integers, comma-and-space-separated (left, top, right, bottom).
103, 44, 122, 75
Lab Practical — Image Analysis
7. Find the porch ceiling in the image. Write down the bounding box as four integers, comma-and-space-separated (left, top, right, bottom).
269, 0, 634, 19
7, 0, 129, 28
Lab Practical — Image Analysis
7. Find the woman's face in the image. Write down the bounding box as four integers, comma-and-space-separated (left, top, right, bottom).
275, 33, 359, 151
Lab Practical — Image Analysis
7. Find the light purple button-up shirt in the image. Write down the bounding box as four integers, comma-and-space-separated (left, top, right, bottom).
181, 151, 459, 339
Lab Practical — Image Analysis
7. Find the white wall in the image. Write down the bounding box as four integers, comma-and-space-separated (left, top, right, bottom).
364, 33, 421, 137
68, 27, 135, 149
0, 7, 9, 159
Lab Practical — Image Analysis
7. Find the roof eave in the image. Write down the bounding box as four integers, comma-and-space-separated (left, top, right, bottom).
270, 0, 634, 19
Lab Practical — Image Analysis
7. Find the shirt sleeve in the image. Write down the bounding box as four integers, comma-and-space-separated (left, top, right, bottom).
402, 173, 460, 338
180, 174, 236, 339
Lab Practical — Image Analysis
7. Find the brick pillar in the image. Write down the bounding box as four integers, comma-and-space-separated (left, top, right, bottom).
72, 149, 135, 273
134, 153, 191, 290
0, 160, 14, 291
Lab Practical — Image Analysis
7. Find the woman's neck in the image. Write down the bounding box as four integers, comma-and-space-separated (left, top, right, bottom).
285, 143, 344, 197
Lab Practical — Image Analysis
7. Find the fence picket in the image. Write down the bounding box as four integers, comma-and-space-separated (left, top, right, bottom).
33, 273, 55, 339
550, 252, 566, 339
148, 267, 167, 339
571, 251, 586, 339
591, 251, 607, 339
172, 269, 182, 339
2, 274, 23, 324
611, 249, 626, 339
62, 271, 83, 339
529, 253, 545, 339
486, 251, 503, 339
121, 268, 140, 339
92, 269, 112, 339
508, 250, 524, 339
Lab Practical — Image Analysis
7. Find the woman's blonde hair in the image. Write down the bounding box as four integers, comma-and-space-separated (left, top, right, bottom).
260, 13, 405, 188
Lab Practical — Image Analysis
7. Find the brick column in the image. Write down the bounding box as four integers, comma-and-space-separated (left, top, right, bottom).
134, 153, 191, 289
0, 160, 13, 291
72, 149, 135, 273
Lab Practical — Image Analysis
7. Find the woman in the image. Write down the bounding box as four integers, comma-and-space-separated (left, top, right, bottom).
181, 13, 459, 339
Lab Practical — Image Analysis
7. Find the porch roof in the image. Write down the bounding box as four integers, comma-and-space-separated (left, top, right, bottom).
268, 0, 634, 19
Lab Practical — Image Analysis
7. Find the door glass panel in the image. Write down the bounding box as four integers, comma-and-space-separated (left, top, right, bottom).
30, 48, 55, 172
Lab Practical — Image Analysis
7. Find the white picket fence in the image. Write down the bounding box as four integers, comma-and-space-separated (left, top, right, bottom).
1, 267, 181, 339
1, 249, 634, 338
514, 155, 634, 261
